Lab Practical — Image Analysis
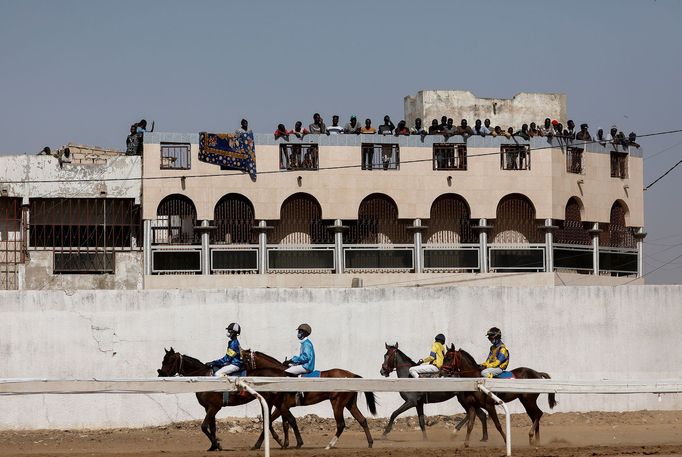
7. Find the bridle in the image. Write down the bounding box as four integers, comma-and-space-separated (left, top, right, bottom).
381, 346, 413, 374
241, 349, 257, 371
440, 349, 461, 376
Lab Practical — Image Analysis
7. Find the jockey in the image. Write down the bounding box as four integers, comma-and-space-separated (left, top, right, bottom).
206, 322, 243, 376
285, 323, 315, 376
479, 327, 509, 378
409, 333, 446, 378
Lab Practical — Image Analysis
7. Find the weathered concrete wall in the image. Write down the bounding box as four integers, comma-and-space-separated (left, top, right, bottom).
0, 286, 679, 429
404, 91, 567, 130
21, 251, 143, 290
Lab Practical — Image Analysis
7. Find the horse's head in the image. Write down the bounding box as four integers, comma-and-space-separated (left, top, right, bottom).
157, 347, 181, 377
441, 343, 462, 376
240, 348, 256, 372
380, 342, 400, 377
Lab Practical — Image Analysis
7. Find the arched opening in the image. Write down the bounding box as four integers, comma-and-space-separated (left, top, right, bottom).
600, 201, 636, 248
270, 193, 332, 244
154, 194, 198, 244
555, 197, 591, 245
491, 194, 542, 244
425, 194, 476, 244
346, 194, 411, 244
212, 194, 256, 244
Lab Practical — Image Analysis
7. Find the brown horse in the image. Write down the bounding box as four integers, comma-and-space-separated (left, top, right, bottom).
441, 344, 557, 446
156, 347, 294, 451
241, 349, 377, 450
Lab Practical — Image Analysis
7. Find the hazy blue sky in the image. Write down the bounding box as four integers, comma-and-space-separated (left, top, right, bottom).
1, 0, 681, 283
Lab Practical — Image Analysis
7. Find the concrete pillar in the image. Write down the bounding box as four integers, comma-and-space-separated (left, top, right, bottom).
256, 220, 269, 275
143, 220, 152, 275
634, 228, 647, 279
330, 219, 346, 274
543, 218, 556, 272
200, 220, 210, 275
589, 223, 601, 276
413, 219, 423, 273
479, 218, 490, 273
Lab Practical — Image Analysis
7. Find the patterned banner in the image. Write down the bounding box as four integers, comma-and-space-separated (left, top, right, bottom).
198, 132, 257, 179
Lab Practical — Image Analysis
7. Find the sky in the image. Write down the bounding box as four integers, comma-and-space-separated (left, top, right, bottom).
1, 0, 681, 284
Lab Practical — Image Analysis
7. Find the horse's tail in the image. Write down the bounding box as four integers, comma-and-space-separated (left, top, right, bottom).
539, 372, 557, 409
353, 374, 378, 415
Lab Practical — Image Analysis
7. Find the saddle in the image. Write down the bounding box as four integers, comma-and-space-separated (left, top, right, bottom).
301, 370, 321, 378
489, 371, 514, 379
418, 372, 442, 378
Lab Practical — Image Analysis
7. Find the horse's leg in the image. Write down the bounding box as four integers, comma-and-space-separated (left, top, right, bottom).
347, 396, 373, 448
382, 398, 416, 437
477, 407, 489, 442
463, 406, 476, 448
485, 402, 507, 444
520, 394, 543, 446
416, 401, 427, 440
201, 405, 222, 452
283, 408, 303, 449
325, 397, 347, 450
252, 407, 282, 450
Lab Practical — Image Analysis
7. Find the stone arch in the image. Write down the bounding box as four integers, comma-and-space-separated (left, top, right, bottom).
154, 194, 198, 244
491, 193, 542, 244
270, 193, 332, 244
347, 193, 411, 244
212, 193, 256, 244
601, 200, 635, 248
555, 196, 591, 245
425, 193, 476, 244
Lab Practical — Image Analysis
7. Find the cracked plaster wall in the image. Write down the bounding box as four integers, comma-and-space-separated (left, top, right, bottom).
0, 286, 681, 430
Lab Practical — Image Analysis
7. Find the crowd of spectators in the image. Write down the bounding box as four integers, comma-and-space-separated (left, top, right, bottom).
272, 114, 641, 148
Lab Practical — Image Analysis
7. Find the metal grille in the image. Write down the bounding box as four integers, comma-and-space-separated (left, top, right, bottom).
279, 144, 319, 170
433, 144, 467, 170
160, 143, 191, 170
600, 202, 636, 248
212, 194, 256, 244
270, 193, 333, 244
361, 143, 400, 170
566, 147, 584, 174
500, 145, 531, 170
555, 198, 591, 245
346, 194, 411, 244
153, 195, 198, 244
491, 194, 542, 243
610, 152, 628, 178
425, 194, 476, 244
1, 197, 25, 289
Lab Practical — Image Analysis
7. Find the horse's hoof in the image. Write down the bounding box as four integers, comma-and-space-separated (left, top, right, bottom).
368, 442, 373, 448
463, 442, 470, 448
480, 437, 488, 442
296, 442, 303, 449
325, 445, 331, 450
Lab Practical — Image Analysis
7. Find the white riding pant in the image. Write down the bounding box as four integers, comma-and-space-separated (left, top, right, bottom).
284, 365, 309, 376
409, 364, 439, 378
480, 367, 503, 378
214, 364, 240, 377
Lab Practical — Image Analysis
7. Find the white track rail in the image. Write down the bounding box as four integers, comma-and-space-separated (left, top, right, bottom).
2, 377, 682, 457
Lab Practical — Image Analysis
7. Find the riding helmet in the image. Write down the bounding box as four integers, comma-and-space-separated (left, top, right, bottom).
226, 322, 241, 335
435, 333, 446, 343
297, 323, 312, 336
486, 327, 501, 339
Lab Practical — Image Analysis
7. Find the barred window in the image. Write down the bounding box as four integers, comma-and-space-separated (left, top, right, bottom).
361, 143, 400, 170
610, 152, 628, 178
160, 143, 191, 170
433, 144, 467, 170
279, 144, 318, 170
500, 145, 531, 170
566, 147, 584, 174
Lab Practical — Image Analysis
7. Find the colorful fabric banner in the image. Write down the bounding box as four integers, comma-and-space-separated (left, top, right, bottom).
198, 132, 257, 179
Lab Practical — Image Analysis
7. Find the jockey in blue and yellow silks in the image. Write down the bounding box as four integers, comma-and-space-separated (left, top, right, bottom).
479, 327, 509, 378
409, 334, 446, 378
207, 322, 243, 376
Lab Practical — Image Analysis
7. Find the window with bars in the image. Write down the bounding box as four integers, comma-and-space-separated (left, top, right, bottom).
433, 144, 467, 170
610, 152, 628, 178
279, 144, 318, 170
160, 143, 191, 170
566, 147, 584, 174
361, 144, 400, 170
500, 145, 531, 170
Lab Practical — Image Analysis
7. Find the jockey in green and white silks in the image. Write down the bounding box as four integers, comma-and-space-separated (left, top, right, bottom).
285, 323, 315, 376
480, 327, 509, 378
207, 322, 242, 376
409, 334, 446, 378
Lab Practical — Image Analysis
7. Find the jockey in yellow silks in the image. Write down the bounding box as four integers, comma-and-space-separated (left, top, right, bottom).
479, 327, 509, 378
409, 333, 446, 378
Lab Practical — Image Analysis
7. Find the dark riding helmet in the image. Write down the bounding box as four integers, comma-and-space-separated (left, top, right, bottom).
486, 327, 502, 340
435, 333, 446, 344
226, 322, 241, 335
297, 323, 312, 336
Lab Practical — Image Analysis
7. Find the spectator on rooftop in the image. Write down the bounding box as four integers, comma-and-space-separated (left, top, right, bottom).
378, 115, 395, 135
274, 123, 289, 140
627, 132, 640, 148
236, 118, 251, 135
565, 120, 576, 139
596, 127, 607, 146
395, 120, 410, 136
344, 115, 361, 134
360, 118, 377, 134
484, 118, 493, 132
515, 123, 530, 140
456, 119, 474, 137
126, 124, 141, 156
507, 127, 515, 138
410, 118, 427, 136
607, 125, 618, 141
576, 123, 592, 141
443, 118, 457, 137
136, 119, 154, 134
529, 122, 540, 137
613, 129, 628, 147
439, 116, 448, 132
429, 119, 442, 134
540, 118, 554, 137
309, 113, 327, 135
327, 115, 343, 134
473, 119, 490, 136
292, 121, 309, 138
553, 121, 564, 138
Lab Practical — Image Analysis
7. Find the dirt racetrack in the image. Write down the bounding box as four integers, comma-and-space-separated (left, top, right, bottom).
2, 411, 682, 457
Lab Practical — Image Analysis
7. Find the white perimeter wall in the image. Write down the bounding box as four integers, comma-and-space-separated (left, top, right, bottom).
0, 286, 680, 430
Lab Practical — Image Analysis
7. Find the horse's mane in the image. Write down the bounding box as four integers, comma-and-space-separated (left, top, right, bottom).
393, 346, 416, 365
178, 353, 205, 367
255, 351, 285, 367
457, 348, 478, 368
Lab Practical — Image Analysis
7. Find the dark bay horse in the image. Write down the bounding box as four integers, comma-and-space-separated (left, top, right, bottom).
157, 347, 292, 451
380, 343, 488, 441
441, 344, 557, 446
241, 349, 377, 450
